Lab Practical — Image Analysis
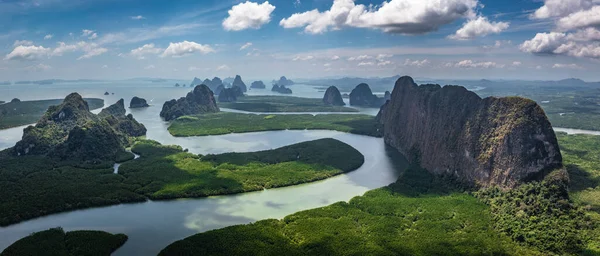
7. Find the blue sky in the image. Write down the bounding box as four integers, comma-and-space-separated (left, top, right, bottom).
1, 0, 599, 81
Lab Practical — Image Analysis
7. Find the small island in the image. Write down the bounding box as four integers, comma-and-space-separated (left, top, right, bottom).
323, 86, 345, 106
272, 76, 294, 86
1, 227, 128, 256
160, 84, 220, 121
250, 81, 266, 89
271, 84, 292, 94
130, 96, 149, 108
104, 92, 109, 95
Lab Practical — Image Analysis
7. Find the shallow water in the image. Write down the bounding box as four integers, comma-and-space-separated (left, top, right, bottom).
0, 82, 403, 255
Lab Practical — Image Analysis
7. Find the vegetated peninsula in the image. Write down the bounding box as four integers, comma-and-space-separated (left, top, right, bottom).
0, 98, 104, 130
377, 76, 562, 188
218, 96, 357, 113
160, 84, 219, 121
168, 112, 381, 137
1, 228, 128, 256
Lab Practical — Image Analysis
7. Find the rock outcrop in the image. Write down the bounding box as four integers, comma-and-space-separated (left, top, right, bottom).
271, 84, 292, 94
13, 94, 146, 164
349, 83, 384, 108
273, 76, 294, 86
129, 97, 149, 108
232, 75, 247, 93
190, 77, 203, 87
250, 81, 266, 89
218, 88, 237, 102
322, 86, 345, 106
104, 92, 109, 95
377, 76, 563, 188
10, 98, 20, 103
175, 83, 180, 87
160, 84, 219, 121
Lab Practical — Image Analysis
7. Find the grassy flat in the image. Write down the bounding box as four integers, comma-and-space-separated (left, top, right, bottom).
0, 138, 364, 226
0, 98, 104, 129
168, 112, 382, 137
219, 96, 357, 113
1, 227, 127, 256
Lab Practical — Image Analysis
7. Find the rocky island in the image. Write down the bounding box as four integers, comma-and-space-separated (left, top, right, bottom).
273, 76, 294, 86
232, 75, 247, 93
377, 76, 562, 188
189, 77, 202, 87
349, 83, 385, 107
322, 86, 345, 106
250, 81, 266, 89
13, 95, 146, 165
129, 96, 149, 108
271, 84, 292, 94
160, 84, 219, 121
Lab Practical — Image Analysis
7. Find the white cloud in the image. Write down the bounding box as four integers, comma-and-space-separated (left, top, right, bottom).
279, 0, 478, 35
240, 42, 253, 50
4, 45, 50, 61
13, 40, 33, 46
448, 16, 509, 40
454, 60, 504, 68
403, 59, 430, 67
520, 32, 567, 54
552, 63, 583, 69
98, 23, 207, 45
331, 55, 340, 60
520, 31, 600, 59
102, 65, 108, 69
531, 0, 594, 19
88, 33, 98, 39
482, 40, 512, 50
223, 1, 276, 31
131, 15, 145, 20
348, 55, 373, 61
292, 55, 314, 61
376, 54, 393, 60
512, 61, 522, 66
160, 41, 215, 57
324, 63, 331, 67
294, 0, 301, 7
567, 27, 600, 41
52, 41, 108, 60
377, 60, 394, 66
130, 43, 163, 59
44, 34, 53, 40
556, 6, 600, 31
82, 29, 94, 37
144, 65, 155, 70
357, 61, 374, 66
216, 64, 231, 71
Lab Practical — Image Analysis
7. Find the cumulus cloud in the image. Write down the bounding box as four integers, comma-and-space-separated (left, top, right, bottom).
216, 64, 231, 71
52, 41, 108, 60
357, 61, 374, 66
454, 60, 504, 68
240, 42, 253, 50
348, 55, 373, 61
13, 40, 33, 46
279, 0, 478, 35
531, 0, 594, 19
292, 55, 314, 61
377, 60, 394, 66
44, 34, 53, 40
520, 32, 600, 59
223, 1, 276, 31
556, 6, 600, 31
448, 16, 509, 40
160, 41, 215, 57
131, 15, 145, 20
512, 61, 522, 66
403, 59, 430, 67
4, 45, 50, 61
130, 43, 163, 59
331, 55, 340, 60
552, 63, 583, 69
82, 29, 94, 36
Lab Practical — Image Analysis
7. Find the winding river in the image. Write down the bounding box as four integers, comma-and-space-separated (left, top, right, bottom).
1, 82, 598, 255
0, 83, 407, 255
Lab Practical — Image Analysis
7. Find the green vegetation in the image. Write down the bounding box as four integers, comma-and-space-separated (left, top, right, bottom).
219, 96, 357, 112
168, 112, 381, 137
159, 167, 540, 256
0, 98, 104, 129
1, 227, 127, 256
120, 138, 363, 199
0, 138, 363, 226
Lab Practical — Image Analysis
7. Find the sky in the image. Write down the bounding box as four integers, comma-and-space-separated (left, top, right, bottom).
0, 0, 599, 81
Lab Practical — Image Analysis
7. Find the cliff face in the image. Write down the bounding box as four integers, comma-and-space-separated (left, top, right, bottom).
13, 93, 146, 163
160, 84, 219, 121
377, 76, 562, 188
130, 97, 149, 108
322, 86, 345, 106
232, 75, 247, 93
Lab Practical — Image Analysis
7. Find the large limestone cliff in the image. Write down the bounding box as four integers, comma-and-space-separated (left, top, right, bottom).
160, 84, 219, 121
377, 76, 562, 188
